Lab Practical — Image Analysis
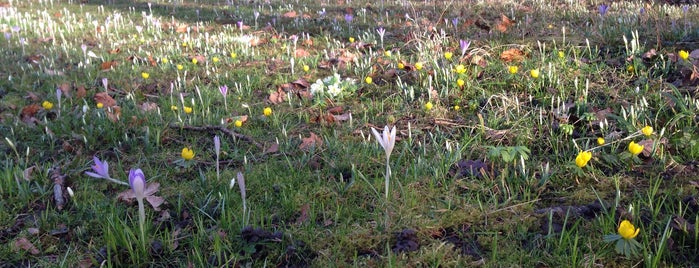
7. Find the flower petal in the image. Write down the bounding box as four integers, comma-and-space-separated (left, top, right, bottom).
371, 127, 385, 150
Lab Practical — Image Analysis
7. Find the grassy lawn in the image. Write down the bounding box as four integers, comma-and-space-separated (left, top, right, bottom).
1, 0, 699, 266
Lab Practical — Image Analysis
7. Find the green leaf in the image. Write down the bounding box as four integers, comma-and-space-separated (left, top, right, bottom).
603, 234, 621, 242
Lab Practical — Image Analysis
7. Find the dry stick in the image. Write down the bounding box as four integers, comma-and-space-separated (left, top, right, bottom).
168, 124, 263, 150
50, 167, 66, 211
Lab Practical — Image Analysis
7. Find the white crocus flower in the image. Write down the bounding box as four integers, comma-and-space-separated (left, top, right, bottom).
371, 125, 396, 200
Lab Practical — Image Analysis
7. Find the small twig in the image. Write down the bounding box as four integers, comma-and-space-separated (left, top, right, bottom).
168, 124, 263, 149
50, 167, 67, 211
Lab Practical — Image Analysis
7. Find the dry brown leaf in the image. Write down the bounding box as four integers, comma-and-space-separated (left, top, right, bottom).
192, 55, 207, 64
268, 87, 287, 104
291, 78, 310, 89
108, 48, 121, 54
175, 24, 188, 33
59, 82, 71, 97
117, 182, 164, 210
23, 166, 37, 181
26, 54, 42, 64
282, 10, 297, 18
148, 55, 158, 66
495, 14, 515, 32
15, 237, 40, 255
100, 61, 118, 71
264, 143, 279, 154
75, 85, 86, 99
299, 132, 323, 151
94, 92, 117, 107
295, 48, 310, 58
140, 102, 159, 112
327, 106, 344, 115
21, 104, 41, 119
500, 48, 525, 63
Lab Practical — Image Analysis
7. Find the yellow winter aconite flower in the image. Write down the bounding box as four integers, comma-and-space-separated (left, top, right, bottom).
628, 141, 644, 155
597, 137, 605, 145
679, 50, 689, 61
454, 64, 466, 74
641, 125, 653, 137
183, 106, 193, 114
530, 69, 540, 79
457, 79, 465, 87
191, 58, 198, 64
414, 62, 423, 70
365, 76, 373, 84
626, 65, 634, 73
161, 58, 168, 64
444, 52, 453, 60
263, 107, 272, 116
348, 37, 355, 43
558, 51, 565, 59
212, 57, 219, 63
384, 51, 392, 57
181, 147, 195, 161
575, 151, 592, 168
508, 66, 518, 74
424, 102, 433, 110
453, 105, 460, 111
97, 102, 104, 109
141, 72, 150, 79
230, 52, 237, 59
303, 65, 310, 72
235, 120, 243, 127
177, 64, 183, 70
42, 101, 54, 110
170, 105, 178, 111
397, 62, 405, 69
618, 220, 640, 240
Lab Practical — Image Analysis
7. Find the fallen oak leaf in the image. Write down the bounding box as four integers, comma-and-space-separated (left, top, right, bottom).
117, 182, 165, 211
14, 237, 40, 255
500, 48, 525, 63
495, 14, 515, 33
299, 132, 323, 151
94, 92, 117, 107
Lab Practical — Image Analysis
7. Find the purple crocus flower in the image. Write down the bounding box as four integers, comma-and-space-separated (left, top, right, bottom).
81, 44, 87, 54
598, 4, 609, 16
102, 78, 109, 91
11, 26, 20, 32
129, 168, 146, 200
85, 156, 110, 179
4, 32, 10, 41
640, 7, 645, 15
683, 5, 689, 14
452, 18, 459, 28
237, 21, 244, 30
219, 85, 228, 98
344, 14, 353, 24
460, 39, 471, 57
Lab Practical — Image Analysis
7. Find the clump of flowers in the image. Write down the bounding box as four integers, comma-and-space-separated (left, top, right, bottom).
604, 220, 642, 257
309, 73, 358, 100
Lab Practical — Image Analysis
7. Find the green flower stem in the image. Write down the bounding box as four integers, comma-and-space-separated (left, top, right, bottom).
582, 131, 644, 152
385, 156, 391, 201
137, 197, 146, 251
